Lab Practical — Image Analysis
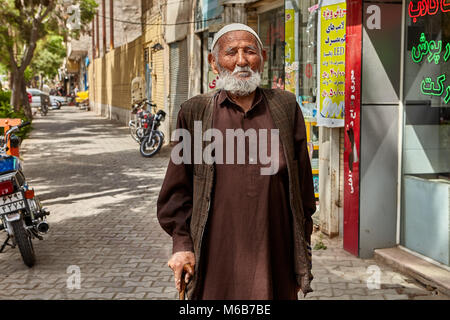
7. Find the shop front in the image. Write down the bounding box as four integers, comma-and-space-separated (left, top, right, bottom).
402, 0, 450, 266
342, 0, 449, 268
285, 0, 347, 233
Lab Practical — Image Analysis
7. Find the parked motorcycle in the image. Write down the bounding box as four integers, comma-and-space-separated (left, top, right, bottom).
139, 102, 166, 158
38, 103, 48, 116
0, 121, 50, 267
128, 101, 148, 143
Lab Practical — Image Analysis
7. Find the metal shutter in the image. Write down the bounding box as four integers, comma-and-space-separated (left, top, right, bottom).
169, 39, 189, 133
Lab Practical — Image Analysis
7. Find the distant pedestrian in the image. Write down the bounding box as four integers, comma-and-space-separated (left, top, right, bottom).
157, 23, 316, 300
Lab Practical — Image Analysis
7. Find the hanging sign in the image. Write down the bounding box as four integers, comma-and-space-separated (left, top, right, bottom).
285, 4, 298, 94
317, 0, 347, 127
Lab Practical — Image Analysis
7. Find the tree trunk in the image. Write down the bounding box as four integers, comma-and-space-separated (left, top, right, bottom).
10, 69, 33, 119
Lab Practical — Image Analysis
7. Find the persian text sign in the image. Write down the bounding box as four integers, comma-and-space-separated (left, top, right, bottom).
285, 7, 297, 94
344, 0, 362, 257
408, 0, 450, 23
317, 0, 346, 127
412, 32, 450, 104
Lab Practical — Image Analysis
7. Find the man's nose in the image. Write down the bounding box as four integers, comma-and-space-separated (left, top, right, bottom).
236, 50, 248, 67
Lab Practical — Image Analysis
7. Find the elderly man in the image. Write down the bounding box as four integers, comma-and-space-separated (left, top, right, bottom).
157, 23, 316, 300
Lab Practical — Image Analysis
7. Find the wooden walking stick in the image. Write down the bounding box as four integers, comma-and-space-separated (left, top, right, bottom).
179, 263, 194, 300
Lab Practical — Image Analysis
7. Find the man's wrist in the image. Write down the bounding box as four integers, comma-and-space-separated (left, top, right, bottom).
172, 236, 194, 254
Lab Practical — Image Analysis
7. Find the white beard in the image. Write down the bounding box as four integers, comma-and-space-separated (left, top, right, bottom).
215, 65, 262, 96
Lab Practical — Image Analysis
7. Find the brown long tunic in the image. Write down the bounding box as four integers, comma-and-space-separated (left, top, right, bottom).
157, 88, 316, 300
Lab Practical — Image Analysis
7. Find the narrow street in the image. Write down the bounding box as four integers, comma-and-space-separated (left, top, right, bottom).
0, 106, 177, 299
0, 106, 447, 300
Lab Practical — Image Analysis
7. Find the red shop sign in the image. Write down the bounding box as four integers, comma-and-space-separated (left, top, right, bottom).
408, 0, 450, 23
343, 0, 362, 257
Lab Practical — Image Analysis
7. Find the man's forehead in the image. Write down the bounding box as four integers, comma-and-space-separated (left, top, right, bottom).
217, 31, 259, 49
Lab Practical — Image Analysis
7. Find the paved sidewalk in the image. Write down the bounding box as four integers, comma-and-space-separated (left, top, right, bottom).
0, 107, 178, 300
305, 233, 449, 300
0, 106, 447, 300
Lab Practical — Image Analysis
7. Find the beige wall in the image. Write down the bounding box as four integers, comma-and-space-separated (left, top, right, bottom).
141, 3, 170, 141
88, 36, 143, 123
142, 6, 166, 113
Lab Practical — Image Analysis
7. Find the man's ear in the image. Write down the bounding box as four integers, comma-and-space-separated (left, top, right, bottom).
208, 53, 219, 75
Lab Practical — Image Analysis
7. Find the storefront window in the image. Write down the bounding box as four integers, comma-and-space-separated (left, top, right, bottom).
284, 0, 319, 117
402, 0, 450, 266
195, 0, 223, 32
258, 7, 285, 89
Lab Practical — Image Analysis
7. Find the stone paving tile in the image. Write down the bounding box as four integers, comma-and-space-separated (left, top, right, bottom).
102, 286, 135, 294
115, 292, 146, 299
135, 286, 165, 294
320, 295, 351, 300
84, 292, 115, 299
23, 293, 56, 300
301, 234, 450, 300
351, 295, 385, 300
0, 107, 445, 301
412, 294, 449, 300
384, 294, 409, 300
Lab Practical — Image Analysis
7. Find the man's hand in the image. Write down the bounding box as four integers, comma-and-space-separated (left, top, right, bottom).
168, 251, 195, 292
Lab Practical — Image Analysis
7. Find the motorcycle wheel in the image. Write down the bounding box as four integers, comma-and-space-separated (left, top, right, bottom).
129, 121, 140, 143
11, 219, 36, 267
56, 101, 62, 109
140, 133, 163, 158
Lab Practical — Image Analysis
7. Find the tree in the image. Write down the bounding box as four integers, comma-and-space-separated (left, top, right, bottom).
30, 35, 67, 86
0, 0, 97, 119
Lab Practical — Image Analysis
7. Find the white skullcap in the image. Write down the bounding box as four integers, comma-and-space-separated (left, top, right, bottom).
211, 23, 263, 51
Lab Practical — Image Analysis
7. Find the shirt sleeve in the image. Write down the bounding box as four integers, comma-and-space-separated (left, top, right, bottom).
293, 103, 317, 245
157, 108, 194, 254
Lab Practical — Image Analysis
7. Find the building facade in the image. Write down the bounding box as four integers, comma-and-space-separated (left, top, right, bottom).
66, 0, 141, 98
338, 0, 449, 273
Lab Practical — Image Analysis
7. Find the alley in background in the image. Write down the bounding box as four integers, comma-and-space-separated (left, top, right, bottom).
0, 106, 177, 299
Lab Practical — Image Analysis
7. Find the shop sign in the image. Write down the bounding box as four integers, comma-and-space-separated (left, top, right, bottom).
317, 0, 346, 127
408, 0, 450, 23
343, 0, 362, 257
285, 6, 297, 94
411, 32, 450, 103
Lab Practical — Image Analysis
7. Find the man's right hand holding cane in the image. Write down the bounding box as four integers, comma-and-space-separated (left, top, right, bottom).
168, 251, 195, 293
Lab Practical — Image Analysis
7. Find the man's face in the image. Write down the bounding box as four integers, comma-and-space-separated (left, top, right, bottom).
209, 30, 266, 78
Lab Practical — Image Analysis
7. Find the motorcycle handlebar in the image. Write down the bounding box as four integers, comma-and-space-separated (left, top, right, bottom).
18, 121, 31, 129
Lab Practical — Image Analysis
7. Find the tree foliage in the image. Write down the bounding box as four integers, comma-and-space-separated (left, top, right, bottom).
30, 35, 66, 80
0, 0, 98, 118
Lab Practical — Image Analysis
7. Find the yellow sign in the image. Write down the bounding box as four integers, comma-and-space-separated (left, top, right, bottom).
317, 1, 346, 127
66, 59, 80, 73
284, 8, 296, 94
